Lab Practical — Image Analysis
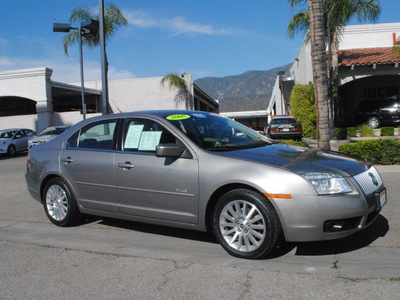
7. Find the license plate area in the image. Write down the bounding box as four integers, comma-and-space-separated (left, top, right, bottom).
377, 189, 387, 210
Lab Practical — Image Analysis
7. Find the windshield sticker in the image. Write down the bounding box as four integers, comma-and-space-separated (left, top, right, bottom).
166, 114, 190, 120
191, 113, 207, 118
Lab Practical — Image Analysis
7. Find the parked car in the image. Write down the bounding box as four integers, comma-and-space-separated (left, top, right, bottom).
264, 116, 302, 141
29, 125, 70, 149
0, 128, 36, 156
26, 111, 386, 259
357, 100, 400, 128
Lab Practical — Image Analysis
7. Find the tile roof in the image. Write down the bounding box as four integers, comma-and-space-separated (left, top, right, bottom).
338, 47, 400, 67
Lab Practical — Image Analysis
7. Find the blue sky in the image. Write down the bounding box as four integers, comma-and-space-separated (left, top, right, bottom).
0, 0, 398, 83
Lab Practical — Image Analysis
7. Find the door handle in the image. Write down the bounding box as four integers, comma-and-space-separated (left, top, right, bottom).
118, 162, 135, 169
61, 157, 73, 164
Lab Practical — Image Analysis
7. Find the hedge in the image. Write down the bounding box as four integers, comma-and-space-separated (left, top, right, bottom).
381, 127, 395, 136
338, 139, 400, 165
347, 127, 357, 137
289, 84, 317, 138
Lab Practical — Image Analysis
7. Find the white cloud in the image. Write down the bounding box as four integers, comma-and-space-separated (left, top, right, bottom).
125, 10, 233, 37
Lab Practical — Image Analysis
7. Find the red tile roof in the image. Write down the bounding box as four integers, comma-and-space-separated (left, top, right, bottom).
338, 47, 400, 67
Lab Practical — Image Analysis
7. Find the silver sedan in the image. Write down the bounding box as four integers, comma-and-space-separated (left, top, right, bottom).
25, 111, 387, 259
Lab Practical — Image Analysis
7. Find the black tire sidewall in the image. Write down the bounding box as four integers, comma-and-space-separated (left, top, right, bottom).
8, 145, 16, 156
43, 178, 79, 227
213, 189, 281, 259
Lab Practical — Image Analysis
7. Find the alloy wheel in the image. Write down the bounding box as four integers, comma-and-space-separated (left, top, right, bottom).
219, 200, 266, 252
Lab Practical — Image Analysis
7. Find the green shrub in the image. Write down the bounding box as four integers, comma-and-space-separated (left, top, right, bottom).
289, 84, 316, 138
338, 139, 400, 165
334, 128, 347, 140
358, 124, 375, 137
380, 127, 395, 136
347, 127, 357, 137
277, 140, 310, 147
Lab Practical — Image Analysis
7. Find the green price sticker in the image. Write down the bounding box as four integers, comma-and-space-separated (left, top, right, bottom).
166, 114, 191, 120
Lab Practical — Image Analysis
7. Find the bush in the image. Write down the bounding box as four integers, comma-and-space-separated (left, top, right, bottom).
381, 127, 395, 136
347, 127, 357, 137
334, 128, 347, 140
338, 139, 400, 165
289, 84, 316, 138
358, 124, 374, 137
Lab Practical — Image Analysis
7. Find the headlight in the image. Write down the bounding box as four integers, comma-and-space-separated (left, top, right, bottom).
299, 172, 352, 195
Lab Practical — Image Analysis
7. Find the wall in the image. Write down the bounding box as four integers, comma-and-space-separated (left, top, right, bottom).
339, 23, 400, 50
0, 115, 38, 132
85, 76, 187, 113
0, 68, 54, 131
290, 42, 313, 85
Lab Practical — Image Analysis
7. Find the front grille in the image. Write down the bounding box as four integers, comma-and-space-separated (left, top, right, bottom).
353, 166, 382, 196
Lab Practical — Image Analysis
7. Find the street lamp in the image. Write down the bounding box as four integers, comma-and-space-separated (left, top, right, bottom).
53, 20, 99, 120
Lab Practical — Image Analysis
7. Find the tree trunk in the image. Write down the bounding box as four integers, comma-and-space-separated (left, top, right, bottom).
308, 0, 330, 150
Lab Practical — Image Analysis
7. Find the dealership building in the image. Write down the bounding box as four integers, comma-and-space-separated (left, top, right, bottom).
269, 22, 400, 127
0, 69, 218, 132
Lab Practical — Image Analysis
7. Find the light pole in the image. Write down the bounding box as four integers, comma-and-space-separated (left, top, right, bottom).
53, 20, 99, 120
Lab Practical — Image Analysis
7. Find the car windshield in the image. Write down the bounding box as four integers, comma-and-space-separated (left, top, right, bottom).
38, 127, 68, 136
0, 130, 17, 139
272, 118, 297, 124
164, 113, 270, 151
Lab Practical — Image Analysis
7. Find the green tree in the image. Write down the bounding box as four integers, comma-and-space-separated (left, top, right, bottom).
393, 37, 400, 59
161, 73, 191, 110
62, 3, 128, 75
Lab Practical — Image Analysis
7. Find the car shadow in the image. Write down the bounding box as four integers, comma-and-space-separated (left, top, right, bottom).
81, 214, 389, 259
82, 215, 218, 244
0, 151, 28, 160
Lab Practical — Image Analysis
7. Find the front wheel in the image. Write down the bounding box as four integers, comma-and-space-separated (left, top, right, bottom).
7, 145, 16, 156
43, 178, 81, 227
367, 116, 380, 129
213, 189, 282, 259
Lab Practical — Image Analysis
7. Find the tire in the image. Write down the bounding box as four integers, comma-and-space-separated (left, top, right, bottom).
213, 189, 282, 259
7, 145, 16, 156
367, 116, 380, 129
42, 178, 81, 227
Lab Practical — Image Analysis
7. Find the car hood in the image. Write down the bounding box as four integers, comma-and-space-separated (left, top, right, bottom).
213, 143, 370, 176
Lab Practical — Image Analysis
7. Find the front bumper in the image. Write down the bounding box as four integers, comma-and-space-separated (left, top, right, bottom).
272, 167, 386, 242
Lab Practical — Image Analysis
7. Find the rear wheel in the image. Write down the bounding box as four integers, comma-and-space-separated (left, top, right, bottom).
213, 189, 282, 259
43, 178, 81, 227
7, 145, 16, 156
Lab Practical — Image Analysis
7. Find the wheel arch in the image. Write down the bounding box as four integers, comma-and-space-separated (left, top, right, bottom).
39, 173, 76, 204
204, 183, 265, 233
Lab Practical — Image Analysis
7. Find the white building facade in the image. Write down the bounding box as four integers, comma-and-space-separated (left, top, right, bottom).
0, 68, 218, 132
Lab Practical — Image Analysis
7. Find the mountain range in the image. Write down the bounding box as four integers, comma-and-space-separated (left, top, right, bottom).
195, 63, 292, 112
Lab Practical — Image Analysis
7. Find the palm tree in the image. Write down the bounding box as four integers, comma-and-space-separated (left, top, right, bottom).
287, 0, 381, 150
161, 73, 191, 110
288, 0, 380, 43
62, 3, 128, 76
308, 0, 330, 149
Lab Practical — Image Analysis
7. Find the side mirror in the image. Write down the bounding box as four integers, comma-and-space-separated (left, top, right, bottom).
14, 134, 22, 139
156, 144, 185, 158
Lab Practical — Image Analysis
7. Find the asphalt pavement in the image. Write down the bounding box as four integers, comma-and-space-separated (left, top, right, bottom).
1, 154, 399, 299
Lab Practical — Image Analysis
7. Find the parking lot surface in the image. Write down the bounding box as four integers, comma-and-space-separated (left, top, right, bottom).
1, 154, 399, 298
